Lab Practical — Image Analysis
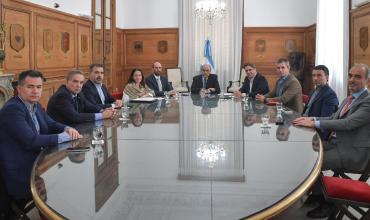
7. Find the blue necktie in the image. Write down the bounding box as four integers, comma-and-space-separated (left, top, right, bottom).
30, 111, 40, 134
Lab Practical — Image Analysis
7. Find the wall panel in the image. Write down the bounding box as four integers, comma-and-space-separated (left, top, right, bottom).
351, 3, 370, 67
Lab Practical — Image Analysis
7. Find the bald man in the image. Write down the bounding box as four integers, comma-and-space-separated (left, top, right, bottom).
145, 62, 176, 97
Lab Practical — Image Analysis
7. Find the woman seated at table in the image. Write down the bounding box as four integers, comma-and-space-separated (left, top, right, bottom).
124, 68, 154, 99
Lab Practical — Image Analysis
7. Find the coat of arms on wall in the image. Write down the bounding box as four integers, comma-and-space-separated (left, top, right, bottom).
133, 41, 143, 54
360, 27, 368, 51
10, 24, 25, 52
285, 39, 297, 53
61, 32, 70, 53
43, 29, 53, 53
255, 39, 266, 52
158, 40, 168, 53
81, 34, 88, 54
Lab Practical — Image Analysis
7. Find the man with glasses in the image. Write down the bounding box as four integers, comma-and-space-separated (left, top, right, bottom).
234, 63, 269, 99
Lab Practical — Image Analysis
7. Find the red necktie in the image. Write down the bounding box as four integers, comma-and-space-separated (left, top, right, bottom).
340, 96, 353, 117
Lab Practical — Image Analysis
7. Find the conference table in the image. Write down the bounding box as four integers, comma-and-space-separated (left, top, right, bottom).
31, 94, 322, 220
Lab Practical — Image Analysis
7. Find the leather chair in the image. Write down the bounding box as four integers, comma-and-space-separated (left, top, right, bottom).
0, 170, 35, 220
166, 67, 189, 92
227, 68, 247, 93
111, 91, 123, 100
302, 94, 309, 106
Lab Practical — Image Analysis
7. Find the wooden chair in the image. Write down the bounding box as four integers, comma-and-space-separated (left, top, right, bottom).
227, 68, 247, 93
166, 67, 189, 92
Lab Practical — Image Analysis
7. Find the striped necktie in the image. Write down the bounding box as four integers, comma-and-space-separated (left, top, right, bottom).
340, 96, 353, 117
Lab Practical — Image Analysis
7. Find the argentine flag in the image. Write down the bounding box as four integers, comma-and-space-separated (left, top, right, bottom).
204, 39, 215, 69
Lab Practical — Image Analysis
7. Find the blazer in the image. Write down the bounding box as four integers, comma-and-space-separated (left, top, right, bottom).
190, 94, 219, 108
0, 97, 65, 197
303, 84, 339, 140
239, 72, 270, 98
265, 74, 303, 113
191, 74, 221, 94
47, 85, 102, 126
145, 74, 173, 97
81, 80, 116, 109
319, 90, 370, 170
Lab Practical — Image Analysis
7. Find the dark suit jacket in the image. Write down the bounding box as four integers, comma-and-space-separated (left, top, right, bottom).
145, 74, 173, 97
47, 85, 102, 126
0, 97, 65, 197
191, 74, 220, 94
239, 72, 270, 98
303, 84, 339, 140
81, 80, 116, 109
190, 94, 219, 108
265, 74, 303, 113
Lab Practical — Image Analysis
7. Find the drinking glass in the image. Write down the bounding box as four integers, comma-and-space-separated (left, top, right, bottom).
92, 126, 104, 144
261, 114, 270, 127
120, 107, 130, 121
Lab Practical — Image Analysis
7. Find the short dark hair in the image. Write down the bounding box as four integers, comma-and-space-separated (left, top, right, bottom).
89, 64, 104, 73
243, 63, 256, 69
277, 58, 290, 67
66, 69, 84, 81
313, 65, 329, 76
127, 68, 146, 87
18, 70, 46, 86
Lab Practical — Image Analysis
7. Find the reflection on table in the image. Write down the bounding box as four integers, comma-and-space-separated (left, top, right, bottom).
31, 95, 321, 220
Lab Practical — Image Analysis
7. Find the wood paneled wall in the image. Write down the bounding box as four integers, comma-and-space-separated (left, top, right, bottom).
243, 26, 316, 94
351, 3, 370, 67
1, 0, 92, 107
118, 28, 179, 88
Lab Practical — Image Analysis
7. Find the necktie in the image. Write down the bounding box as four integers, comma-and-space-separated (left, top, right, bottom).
277, 78, 284, 96
340, 96, 353, 117
303, 89, 319, 116
203, 78, 208, 89
156, 78, 163, 92
73, 96, 79, 111
97, 85, 105, 104
30, 111, 40, 134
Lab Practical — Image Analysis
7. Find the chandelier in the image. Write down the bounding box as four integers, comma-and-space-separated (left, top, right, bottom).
195, 0, 226, 24
196, 142, 226, 168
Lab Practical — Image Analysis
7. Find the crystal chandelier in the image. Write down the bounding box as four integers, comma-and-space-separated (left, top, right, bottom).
195, 0, 226, 24
196, 142, 226, 168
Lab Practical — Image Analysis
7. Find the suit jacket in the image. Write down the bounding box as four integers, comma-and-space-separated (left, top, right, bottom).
319, 90, 370, 170
191, 74, 221, 94
303, 84, 339, 140
239, 72, 270, 98
190, 94, 219, 108
265, 74, 303, 113
145, 74, 173, 97
0, 97, 65, 197
81, 80, 115, 109
47, 85, 102, 126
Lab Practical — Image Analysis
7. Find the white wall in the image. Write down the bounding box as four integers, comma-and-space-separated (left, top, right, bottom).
244, 0, 317, 27
117, 0, 178, 29
24, 0, 91, 16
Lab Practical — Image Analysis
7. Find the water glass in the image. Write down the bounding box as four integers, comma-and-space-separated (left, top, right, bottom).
120, 107, 130, 121
92, 126, 104, 144
261, 114, 270, 127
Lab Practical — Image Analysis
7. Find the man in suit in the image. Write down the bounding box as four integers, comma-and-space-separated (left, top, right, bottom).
48, 69, 115, 126
82, 64, 122, 109
293, 64, 370, 218
302, 65, 339, 140
0, 70, 81, 215
234, 63, 270, 99
191, 63, 221, 94
256, 58, 303, 113
145, 62, 177, 97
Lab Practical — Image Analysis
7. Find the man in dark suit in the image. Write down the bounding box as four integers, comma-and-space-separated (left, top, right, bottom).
145, 62, 177, 97
0, 70, 81, 215
294, 64, 370, 218
82, 64, 122, 109
234, 63, 269, 99
191, 63, 220, 94
302, 65, 339, 140
256, 58, 303, 113
48, 69, 115, 126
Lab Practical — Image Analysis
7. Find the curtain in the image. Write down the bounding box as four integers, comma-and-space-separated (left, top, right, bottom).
179, 0, 243, 91
316, 0, 349, 102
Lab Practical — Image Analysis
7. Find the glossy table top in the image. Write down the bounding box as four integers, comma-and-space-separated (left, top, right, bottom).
31, 95, 322, 220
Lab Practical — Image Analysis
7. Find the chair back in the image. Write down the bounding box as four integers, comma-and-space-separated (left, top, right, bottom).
302, 94, 309, 105
166, 68, 182, 88
240, 68, 247, 86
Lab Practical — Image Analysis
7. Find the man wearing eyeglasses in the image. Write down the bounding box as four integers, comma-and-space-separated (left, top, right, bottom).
234, 63, 269, 99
